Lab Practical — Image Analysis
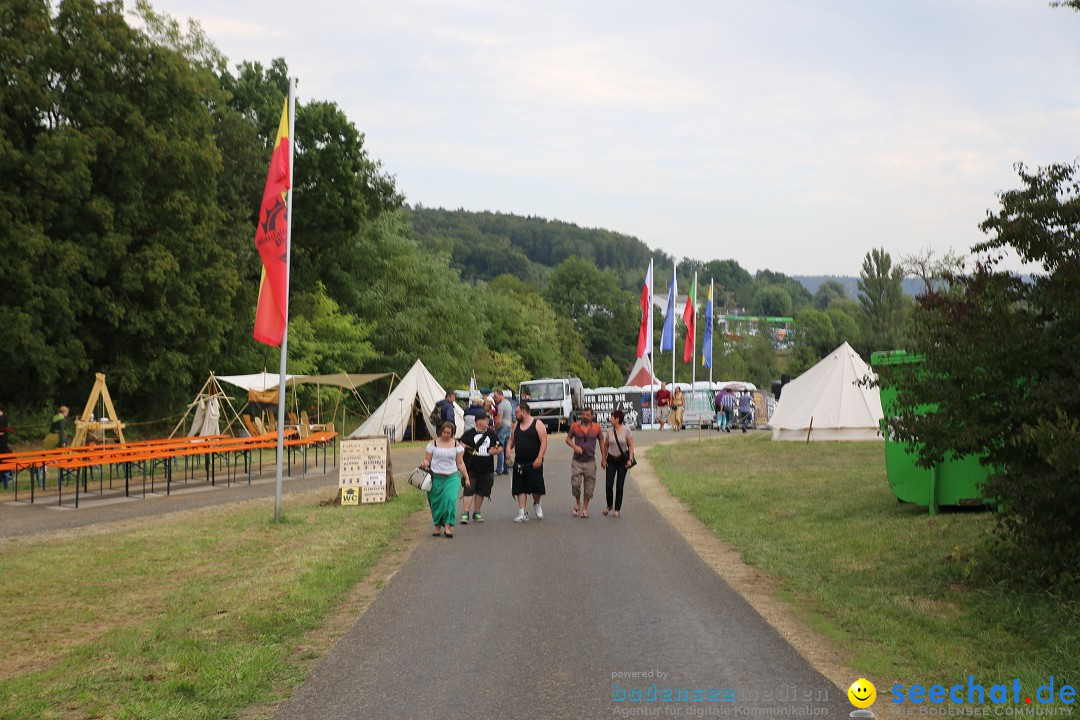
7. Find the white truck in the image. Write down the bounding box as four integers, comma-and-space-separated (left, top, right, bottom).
518, 377, 585, 432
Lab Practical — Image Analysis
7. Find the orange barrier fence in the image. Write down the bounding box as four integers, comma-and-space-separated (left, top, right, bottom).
0, 430, 338, 508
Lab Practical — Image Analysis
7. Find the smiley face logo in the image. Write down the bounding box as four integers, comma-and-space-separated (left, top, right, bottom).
847, 678, 876, 708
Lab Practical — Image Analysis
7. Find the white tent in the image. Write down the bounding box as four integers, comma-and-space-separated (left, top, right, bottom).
349, 359, 463, 442
769, 342, 884, 442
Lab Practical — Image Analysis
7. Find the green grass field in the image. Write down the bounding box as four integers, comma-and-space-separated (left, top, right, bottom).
0, 488, 426, 719
650, 433, 1079, 694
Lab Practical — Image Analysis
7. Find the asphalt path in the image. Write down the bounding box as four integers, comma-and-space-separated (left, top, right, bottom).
273, 429, 850, 720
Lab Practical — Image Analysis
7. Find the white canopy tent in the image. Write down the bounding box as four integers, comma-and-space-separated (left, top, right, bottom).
217, 371, 389, 432
768, 342, 884, 442
349, 359, 463, 442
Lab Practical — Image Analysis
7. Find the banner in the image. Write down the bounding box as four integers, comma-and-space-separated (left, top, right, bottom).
584, 391, 644, 430
253, 100, 292, 346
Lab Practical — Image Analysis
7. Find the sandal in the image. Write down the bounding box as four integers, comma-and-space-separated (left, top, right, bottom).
432, 528, 442, 537
444, 530, 453, 538
572, 504, 580, 517
581, 510, 589, 518
602, 507, 610, 516
613, 511, 621, 518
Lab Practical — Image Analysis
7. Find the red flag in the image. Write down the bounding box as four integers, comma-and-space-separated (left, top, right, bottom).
682, 274, 697, 363
253, 101, 292, 346
636, 260, 653, 357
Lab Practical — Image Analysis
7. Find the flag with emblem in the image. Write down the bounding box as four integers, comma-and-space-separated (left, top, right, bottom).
253, 100, 292, 346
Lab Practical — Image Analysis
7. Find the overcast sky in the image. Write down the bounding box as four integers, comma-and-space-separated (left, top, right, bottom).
148, 0, 1080, 275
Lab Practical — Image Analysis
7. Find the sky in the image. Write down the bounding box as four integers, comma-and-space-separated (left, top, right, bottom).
146, 0, 1080, 275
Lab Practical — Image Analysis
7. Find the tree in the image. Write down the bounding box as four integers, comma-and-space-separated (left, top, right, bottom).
880, 162, 1080, 584
543, 257, 638, 367
813, 279, 849, 309
753, 285, 793, 317
856, 247, 908, 356
899, 247, 965, 295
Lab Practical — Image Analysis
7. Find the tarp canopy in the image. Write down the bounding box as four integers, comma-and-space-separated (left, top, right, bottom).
349, 359, 463, 441
218, 372, 388, 392
768, 342, 884, 442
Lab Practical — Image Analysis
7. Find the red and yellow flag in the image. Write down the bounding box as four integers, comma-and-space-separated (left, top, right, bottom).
253, 100, 292, 346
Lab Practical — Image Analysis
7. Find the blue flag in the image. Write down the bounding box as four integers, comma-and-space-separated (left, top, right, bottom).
702, 281, 714, 368
659, 269, 677, 352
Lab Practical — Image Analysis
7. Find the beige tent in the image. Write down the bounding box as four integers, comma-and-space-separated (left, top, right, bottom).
350, 359, 463, 442
769, 342, 884, 441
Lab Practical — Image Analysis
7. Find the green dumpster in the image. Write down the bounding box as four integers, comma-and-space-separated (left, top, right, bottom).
871, 350, 990, 515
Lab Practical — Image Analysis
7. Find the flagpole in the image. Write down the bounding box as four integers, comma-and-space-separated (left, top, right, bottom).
671, 262, 677, 391
647, 258, 656, 428
709, 278, 714, 388
274, 78, 296, 524
691, 271, 697, 413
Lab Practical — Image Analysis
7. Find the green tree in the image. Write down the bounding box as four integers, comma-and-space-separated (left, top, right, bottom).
753, 285, 793, 317
813, 279, 849, 309
857, 247, 908, 356
880, 162, 1080, 584
544, 257, 638, 367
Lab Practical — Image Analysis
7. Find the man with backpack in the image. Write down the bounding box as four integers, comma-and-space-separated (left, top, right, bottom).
432, 391, 457, 435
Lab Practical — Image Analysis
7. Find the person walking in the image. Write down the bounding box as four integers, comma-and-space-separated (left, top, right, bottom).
565, 406, 602, 518
655, 381, 671, 431
714, 390, 727, 432
507, 400, 547, 523
463, 393, 486, 432
600, 409, 635, 518
671, 386, 685, 431
493, 389, 513, 475
739, 391, 754, 432
721, 389, 736, 433
459, 414, 499, 524
435, 391, 457, 433
421, 422, 470, 538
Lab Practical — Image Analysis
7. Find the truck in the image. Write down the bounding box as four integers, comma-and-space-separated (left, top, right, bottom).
518, 377, 585, 432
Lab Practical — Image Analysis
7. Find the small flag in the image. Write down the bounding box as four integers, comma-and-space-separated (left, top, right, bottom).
253, 99, 292, 346
636, 259, 654, 358
659, 265, 677, 353
703, 281, 714, 368
682, 273, 697, 363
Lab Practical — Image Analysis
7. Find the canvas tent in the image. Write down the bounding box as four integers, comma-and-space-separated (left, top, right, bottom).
349, 359, 464, 442
170, 373, 247, 438
769, 342, 884, 442
625, 355, 661, 388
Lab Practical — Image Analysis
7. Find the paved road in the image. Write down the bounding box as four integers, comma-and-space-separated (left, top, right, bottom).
273, 429, 849, 720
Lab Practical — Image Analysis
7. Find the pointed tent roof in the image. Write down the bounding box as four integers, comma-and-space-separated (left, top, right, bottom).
625, 355, 661, 388
349, 359, 464, 442
769, 342, 884, 441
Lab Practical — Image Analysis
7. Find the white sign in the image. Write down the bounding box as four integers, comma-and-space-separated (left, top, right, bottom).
339, 437, 388, 504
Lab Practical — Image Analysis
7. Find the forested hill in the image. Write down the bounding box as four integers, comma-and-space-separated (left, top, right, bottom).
409, 206, 670, 289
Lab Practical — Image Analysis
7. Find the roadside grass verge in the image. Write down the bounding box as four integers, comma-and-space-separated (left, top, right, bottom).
0, 487, 426, 719
650, 433, 1079, 697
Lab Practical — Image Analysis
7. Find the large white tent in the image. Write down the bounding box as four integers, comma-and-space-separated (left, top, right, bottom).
350, 359, 463, 441
769, 342, 884, 442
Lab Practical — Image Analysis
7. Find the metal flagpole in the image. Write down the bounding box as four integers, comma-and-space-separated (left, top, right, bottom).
647, 258, 656, 428
274, 78, 296, 524
709, 278, 714, 388
691, 271, 697, 440
671, 262, 677, 391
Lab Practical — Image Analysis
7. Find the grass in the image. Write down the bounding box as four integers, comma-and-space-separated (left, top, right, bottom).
0, 487, 426, 719
650, 433, 1079, 696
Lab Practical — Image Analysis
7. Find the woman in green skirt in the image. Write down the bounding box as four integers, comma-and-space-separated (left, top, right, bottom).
422, 422, 470, 538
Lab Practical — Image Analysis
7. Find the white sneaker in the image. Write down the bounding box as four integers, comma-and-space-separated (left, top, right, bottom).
514, 509, 528, 523
533, 503, 544, 520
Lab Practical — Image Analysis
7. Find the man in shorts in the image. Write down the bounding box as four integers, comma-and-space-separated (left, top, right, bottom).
655, 381, 672, 431
507, 400, 547, 522
459, 414, 500, 523
565, 406, 602, 518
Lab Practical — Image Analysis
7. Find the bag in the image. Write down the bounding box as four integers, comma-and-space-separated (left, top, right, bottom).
428, 402, 444, 432
408, 466, 433, 492
612, 429, 633, 467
